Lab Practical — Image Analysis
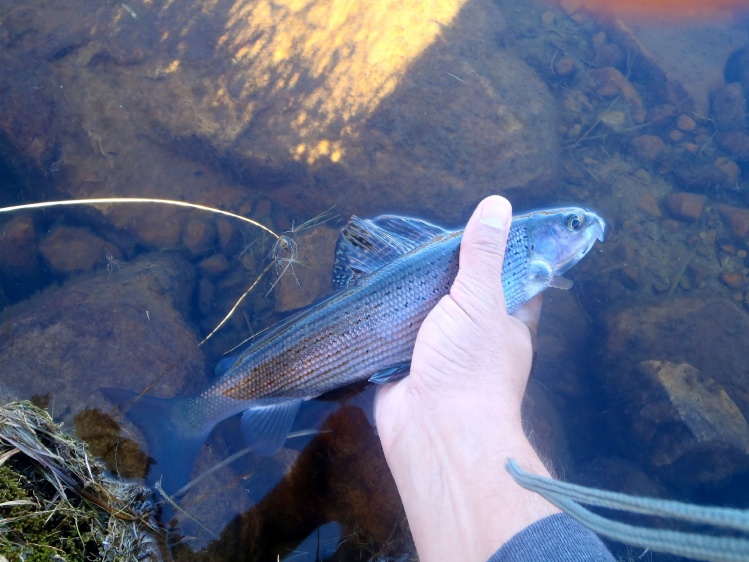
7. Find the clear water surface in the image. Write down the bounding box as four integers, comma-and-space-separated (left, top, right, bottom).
1, 0, 748, 560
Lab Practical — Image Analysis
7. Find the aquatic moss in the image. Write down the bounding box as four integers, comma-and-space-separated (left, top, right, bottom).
0, 401, 162, 561
0, 462, 98, 560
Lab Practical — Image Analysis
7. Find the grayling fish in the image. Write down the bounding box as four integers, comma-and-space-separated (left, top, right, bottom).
104, 206, 605, 491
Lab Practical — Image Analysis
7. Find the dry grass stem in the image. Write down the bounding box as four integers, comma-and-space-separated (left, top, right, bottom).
0, 401, 162, 560
0, 197, 280, 239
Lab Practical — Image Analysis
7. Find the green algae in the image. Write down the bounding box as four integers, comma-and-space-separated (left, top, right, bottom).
0, 401, 162, 561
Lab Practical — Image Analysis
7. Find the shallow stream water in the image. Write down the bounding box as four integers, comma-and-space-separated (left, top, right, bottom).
1, 0, 749, 560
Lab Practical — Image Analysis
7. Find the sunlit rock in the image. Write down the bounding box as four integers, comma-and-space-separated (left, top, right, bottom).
0, 0, 558, 226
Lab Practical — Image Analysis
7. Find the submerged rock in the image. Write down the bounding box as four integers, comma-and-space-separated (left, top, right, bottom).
717, 204, 749, 239
39, 225, 121, 274
274, 225, 339, 312
633, 360, 749, 483
0, 252, 204, 427
606, 20, 746, 116
602, 297, 749, 484
0, 214, 40, 278
711, 83, 746, 131
631, 135, 664, 162
663, 192, 706, 221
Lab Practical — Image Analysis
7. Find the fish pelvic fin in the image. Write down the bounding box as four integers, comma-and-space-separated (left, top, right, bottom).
240, 399, 303, 455
101, 387, 210, 495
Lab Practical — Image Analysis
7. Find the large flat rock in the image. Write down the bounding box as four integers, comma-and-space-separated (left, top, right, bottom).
0, 0, 559, 223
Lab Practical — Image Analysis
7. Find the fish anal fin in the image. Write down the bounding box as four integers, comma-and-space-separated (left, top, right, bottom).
368, 362, 411, 385
240, 399, 303, 455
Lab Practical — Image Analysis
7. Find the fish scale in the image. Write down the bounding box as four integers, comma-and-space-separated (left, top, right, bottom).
103, 205, 605, 492
213, 225, 530, 403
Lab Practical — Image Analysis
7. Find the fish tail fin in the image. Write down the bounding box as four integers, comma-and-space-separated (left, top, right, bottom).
101, 387, 209, 494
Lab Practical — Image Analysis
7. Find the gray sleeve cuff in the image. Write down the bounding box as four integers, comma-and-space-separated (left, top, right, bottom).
488, 513, 616, 562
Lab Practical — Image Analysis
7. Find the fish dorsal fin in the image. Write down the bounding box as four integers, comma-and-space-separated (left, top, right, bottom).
332, 215, 447, 289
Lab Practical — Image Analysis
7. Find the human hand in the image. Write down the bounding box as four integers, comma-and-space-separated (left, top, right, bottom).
374, 195, 559, 562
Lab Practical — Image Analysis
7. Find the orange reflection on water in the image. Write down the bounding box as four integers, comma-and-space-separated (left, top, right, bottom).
569, 0, 749, 20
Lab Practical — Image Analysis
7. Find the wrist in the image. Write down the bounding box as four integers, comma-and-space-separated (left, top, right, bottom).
384, 410, 559, 562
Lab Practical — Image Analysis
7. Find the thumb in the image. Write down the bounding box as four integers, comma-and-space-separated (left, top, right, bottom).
450, 195, 513, 319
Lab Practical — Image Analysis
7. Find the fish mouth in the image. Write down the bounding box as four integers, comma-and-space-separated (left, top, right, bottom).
593, 213, 606, 242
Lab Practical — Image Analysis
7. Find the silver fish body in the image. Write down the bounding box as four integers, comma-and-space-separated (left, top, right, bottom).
104, 205, 605, 490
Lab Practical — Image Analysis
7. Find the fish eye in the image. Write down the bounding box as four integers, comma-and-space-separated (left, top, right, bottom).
565, 213, 583, 231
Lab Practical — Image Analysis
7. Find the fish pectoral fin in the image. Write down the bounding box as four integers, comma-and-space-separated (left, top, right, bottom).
240, 399, 303, 456
528, 260, 574, 291
548, 276, 573, 290
368, 362, 411, 385
528, 259, 553, 285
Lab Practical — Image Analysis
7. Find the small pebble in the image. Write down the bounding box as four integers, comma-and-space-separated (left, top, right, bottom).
717, 205, 749, 238
738, 249, 748, 258
540, 10, 557, 27
721, 271, 744, 290
715, 157, 740, 185
182, 218, 216, 257
198, 254, 231, 278
566, 123, 582, 137
677, 114, 696, 131
634, 169, 651, 183
600, 110, 626, 130
636, 193, 661, 217
664, 192, 707, 221
694, 133, 712, 146
669, 130, 683, 142
553, 56, 575, 76
632, 135, 665, 161
653, 280, 671, 294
